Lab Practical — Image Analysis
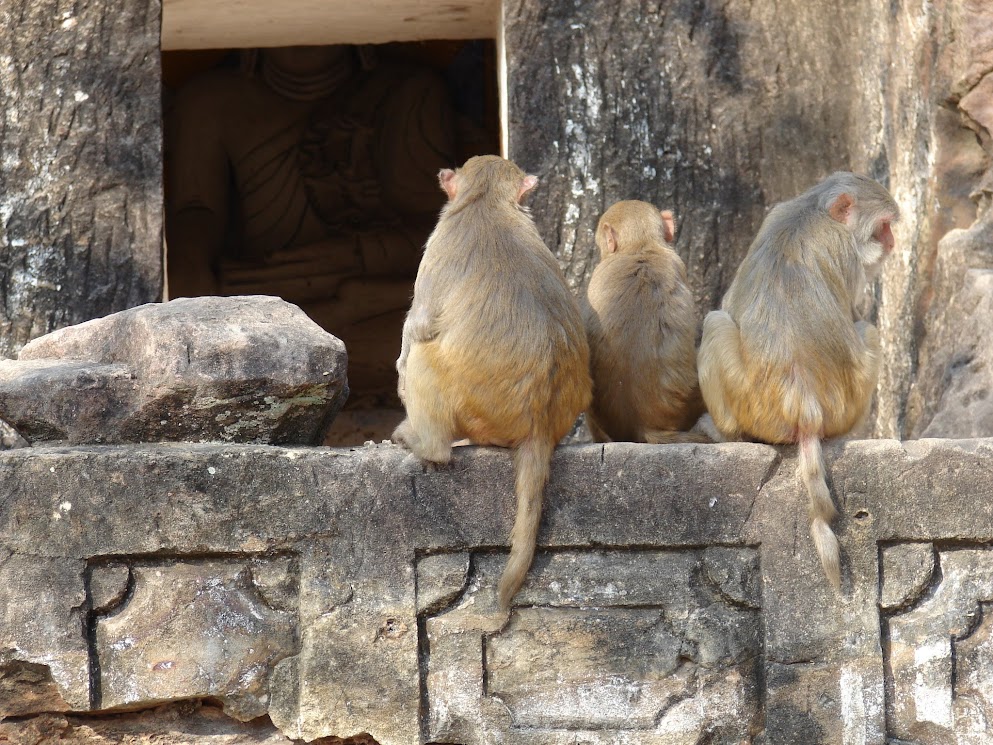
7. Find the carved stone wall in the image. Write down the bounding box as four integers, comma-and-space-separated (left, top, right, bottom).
2, 438, 993, 744
883, 544, 993, 741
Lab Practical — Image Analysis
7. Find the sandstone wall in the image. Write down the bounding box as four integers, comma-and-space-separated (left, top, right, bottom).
1, 436, 993, 744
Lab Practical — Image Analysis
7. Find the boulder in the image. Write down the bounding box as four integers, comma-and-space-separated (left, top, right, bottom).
0, 296, 348, 445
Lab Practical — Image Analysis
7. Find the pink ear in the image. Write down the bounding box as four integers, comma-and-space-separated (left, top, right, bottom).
604, 224, 618, 254
518, 174, 539, 202
439, 169, 458, 200
659, 210, 675, 243
828, 193, 854, 224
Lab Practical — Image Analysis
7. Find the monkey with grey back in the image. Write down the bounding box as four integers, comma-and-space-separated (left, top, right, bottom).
698, 172, 899, 589
394, 155, 592, 609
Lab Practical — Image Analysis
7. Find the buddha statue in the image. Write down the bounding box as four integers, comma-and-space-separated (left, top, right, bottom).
166, 45, 459, 403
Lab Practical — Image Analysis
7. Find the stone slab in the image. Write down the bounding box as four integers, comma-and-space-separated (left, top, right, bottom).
1, 297, 348, 446
0, 438, 992, 744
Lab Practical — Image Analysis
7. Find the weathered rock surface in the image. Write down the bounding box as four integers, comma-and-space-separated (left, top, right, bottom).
884, 547, 993, 742
95, 561, 298, 721
904, 0, 993, 439
0, 297, 348, 445
505, 0, 993, 441
918, 269, 993, 438
0, 701, 378, 744
0, 438, 991, 743
0, 0, 163, 359
0, 417, 28, 449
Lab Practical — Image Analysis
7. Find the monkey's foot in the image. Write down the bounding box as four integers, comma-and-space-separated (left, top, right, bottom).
392, 418, 453, 467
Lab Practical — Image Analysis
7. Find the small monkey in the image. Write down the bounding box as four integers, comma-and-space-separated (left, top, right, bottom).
698, 172, 899, 590
394, 155, 592, 609
583, 201, 705, 443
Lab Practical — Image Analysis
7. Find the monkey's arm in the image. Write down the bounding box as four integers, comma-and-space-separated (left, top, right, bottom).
396, 277, 440, 399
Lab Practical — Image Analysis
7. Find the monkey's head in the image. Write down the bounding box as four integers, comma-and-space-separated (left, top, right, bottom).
595, 200, 676, 259
817, 172, 900, 271
438, 155, 538, 207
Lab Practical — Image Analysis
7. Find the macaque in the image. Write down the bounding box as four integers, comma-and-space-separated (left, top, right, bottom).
583, 201, 705, 443
394, 155, 592, 609
698, 172, 899, 590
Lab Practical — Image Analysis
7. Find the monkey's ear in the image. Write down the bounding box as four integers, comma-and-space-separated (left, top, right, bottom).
603, 224, 619, 254
439, 169, 458, 200
660, 210, 676, 243
828, 193, 854, 224
518, 175, 539, 202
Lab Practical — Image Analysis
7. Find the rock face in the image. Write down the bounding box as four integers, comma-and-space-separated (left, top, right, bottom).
916, 268, 993, 438
505, 0, 993, 441
0, 701, 378, 744
94, 560, 298, 721
1, 438, 993, 744
0, 0, 163, 359
0, 296, 348, 445
903, 0, 993, 438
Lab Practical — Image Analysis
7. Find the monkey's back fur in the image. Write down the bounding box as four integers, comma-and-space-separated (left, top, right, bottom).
698, 172, 899, 590
395, 156, 591, 608
412, 191, 589, 445
715, 201, 878, 442
584, 228, 701, 442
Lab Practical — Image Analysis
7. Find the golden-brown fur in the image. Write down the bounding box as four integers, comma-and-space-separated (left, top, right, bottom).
394, 155, 592, 609
583, 201, 705, 443
698, 172, 899, 589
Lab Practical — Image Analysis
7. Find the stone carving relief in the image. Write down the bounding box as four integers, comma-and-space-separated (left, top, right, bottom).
88, 554, 299, 721
882, 543, 993, 743
164, 44, 486, 411
417, 547, 761, 744
0, 554, 90, 715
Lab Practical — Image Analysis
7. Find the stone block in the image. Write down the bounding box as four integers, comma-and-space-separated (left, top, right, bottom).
421, 550, 761, 743
0, 439, 990, 743
0, 296, 347, 445
884, 545, 993, 741
93, 559, 298, 721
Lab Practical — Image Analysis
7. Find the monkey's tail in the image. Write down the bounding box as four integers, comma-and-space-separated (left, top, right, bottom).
497, 437, 554, 610
798, 434, 841, 591
645, 430, 713, 444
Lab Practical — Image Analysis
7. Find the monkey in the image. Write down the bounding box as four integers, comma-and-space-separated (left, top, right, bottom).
697, 172, 899, 590
393, 155, 592, 609
582, 200, 707, 444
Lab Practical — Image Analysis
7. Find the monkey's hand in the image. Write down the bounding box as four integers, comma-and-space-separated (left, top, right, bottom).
397, 366, 408, 404
396, 305, 436, 402
405, 306, 436, 344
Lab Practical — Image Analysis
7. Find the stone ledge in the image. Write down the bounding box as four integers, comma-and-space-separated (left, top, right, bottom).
0, 438, 991, 744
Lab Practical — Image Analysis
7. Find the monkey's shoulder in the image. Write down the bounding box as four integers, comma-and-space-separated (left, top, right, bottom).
590, 252, 689, 304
